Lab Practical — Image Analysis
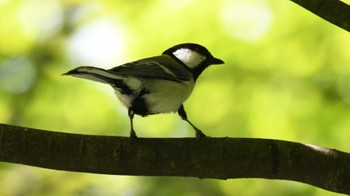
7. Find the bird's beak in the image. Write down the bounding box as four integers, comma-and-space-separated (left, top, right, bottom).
210, 57, 224, 65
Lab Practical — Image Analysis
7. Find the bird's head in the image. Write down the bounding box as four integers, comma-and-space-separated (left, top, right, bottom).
162, 43, 224, 80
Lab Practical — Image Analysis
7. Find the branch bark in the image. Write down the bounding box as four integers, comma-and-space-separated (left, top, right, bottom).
290, 0, 350, 32
0, 123, 349, 194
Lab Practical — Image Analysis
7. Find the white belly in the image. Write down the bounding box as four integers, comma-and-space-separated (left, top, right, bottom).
144, 79, 194, 114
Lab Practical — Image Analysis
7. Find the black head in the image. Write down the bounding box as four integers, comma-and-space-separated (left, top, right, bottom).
162, 43, 224, 80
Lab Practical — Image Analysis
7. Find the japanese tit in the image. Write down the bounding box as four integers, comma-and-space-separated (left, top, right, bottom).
63, 43, 224, 138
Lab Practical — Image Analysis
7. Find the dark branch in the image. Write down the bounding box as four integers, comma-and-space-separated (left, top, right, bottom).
290, 0, 350, 32
0, 123, 349, 194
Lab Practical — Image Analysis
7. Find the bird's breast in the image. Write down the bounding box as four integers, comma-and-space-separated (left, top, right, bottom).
143, 79, 195, 114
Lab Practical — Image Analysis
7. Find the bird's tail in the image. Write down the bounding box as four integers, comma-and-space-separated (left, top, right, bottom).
62, 66, 123, 84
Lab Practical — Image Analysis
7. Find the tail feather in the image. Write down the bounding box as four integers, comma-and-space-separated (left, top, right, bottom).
63, 66, 140, 95
63, 66, 124, 84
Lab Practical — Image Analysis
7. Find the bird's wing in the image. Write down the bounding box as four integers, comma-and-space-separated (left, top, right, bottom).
109, 55, 193, 82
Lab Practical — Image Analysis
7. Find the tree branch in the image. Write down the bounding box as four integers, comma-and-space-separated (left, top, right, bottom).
290, 0, 350, 32
0, 124, 349, 194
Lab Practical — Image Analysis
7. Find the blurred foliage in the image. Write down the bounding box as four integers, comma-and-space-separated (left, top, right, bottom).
0, 0, 349, 195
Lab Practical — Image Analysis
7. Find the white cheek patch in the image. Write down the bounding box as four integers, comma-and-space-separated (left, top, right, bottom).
173, 48, 206, 69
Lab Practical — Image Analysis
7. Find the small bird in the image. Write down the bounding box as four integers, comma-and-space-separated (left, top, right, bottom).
63, 43, 224, 138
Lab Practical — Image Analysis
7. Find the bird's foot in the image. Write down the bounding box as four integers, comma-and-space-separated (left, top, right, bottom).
195, 129, 207, 139
130, 130, 138, 139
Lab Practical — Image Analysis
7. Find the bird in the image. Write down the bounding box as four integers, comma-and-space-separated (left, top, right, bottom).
63, 43, 224, 138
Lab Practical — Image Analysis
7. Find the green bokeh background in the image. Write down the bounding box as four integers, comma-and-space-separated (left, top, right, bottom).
1, 0, 350, 195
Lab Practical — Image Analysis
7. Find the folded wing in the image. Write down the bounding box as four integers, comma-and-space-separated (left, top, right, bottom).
109, 55, 193, 82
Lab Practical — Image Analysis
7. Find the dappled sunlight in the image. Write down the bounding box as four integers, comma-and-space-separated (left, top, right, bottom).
220, 0, 272, 41
0, 57, 36, 93
17, 0, 63, 41
1, 0, 350, 195
67, 16, 127, 67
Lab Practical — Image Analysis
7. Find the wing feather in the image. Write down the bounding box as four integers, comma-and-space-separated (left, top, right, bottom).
109, 55, 192, 82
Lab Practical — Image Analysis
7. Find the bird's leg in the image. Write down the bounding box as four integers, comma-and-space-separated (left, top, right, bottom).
178, 105, 206, 138
128, 108, 137, 138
